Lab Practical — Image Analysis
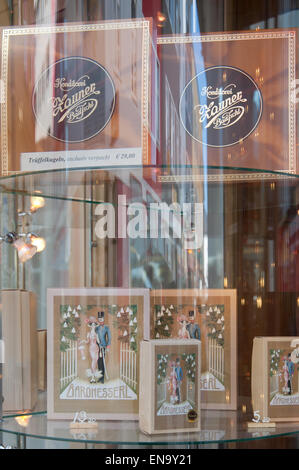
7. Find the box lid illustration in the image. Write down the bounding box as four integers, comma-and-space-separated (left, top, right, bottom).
47, 287, 150, 420
158, 29, 297, 180
0, 19, 151, 174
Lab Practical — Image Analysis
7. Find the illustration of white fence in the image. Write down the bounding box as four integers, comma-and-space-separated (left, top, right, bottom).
60, 340, 78, 392
270, 374, 279, 396
120, 342, 137, 392
157, 380, 168, 408
186, 378, 195, 407
208, 338, 224, 384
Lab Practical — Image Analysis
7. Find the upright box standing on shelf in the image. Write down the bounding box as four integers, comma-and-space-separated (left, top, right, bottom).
252, 337, 299, 422
2, 290, 38, 411
47, 288, 150, 420
139, 339, 201, 435
37, 329, 47, 391
150, 289, 237, 410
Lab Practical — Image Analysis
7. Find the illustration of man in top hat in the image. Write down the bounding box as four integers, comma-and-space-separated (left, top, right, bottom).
175, 357, 183, 403
186, 311, 201, 340
287, 353, 295, 395
95, 311, 111, 384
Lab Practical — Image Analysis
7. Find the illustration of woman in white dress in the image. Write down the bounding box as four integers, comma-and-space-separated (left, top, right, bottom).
281, 357, 290, 395
168, 361, 178, 404
79, 316, 102, 384
177, 314, 190, 339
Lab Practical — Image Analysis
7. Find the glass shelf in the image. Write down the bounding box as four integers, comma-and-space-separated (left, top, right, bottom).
0, 165, 297, 205
1, 410, 299, 447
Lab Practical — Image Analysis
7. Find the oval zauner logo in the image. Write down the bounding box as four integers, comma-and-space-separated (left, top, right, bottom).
33, 56, 116, 143
179, 66, 262, 148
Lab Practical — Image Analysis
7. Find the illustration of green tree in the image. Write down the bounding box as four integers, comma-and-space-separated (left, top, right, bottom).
157, 354, 169, 385
60, 304, 82, 352
204, 304, 225, 348
154, 304, 175, 338
182, 353, 196, 383
114, 305, 138, 353
270, 349, 284, 377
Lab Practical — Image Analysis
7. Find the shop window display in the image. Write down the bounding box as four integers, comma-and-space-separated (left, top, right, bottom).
0, 0, 299, 451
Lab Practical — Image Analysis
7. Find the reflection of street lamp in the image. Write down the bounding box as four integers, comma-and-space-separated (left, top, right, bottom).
30, 195, 45, 213
0, 231, 46, 263
256, 296, 263, 309
11, 194, 47, 261
26, 233, 46, 253
157, 11, 167, 27
13, 237, 37, 263
14, 414, 32, 427
259, 276, 265, 288
0, 232, 36, 262
18, 195, 46, 217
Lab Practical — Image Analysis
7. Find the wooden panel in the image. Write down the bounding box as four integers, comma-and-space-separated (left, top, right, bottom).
2, 290, 23, 411
21, 291, 37, 410
37, 329, 47, 391
2, 289, 38, 412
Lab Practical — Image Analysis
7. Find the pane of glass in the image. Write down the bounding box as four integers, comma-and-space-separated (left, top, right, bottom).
0, 0, 298, 448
